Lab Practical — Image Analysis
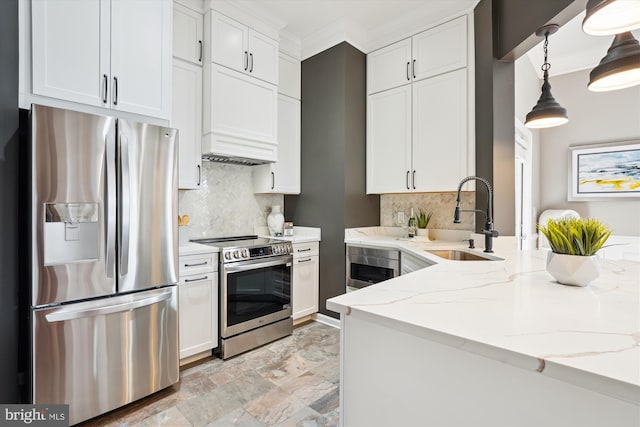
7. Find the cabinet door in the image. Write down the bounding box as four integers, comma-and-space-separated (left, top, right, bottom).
272, 95, 300, 193
412, 16, 467, 81
110, 0, 172, 119
252, 95, 300, 194
209, 11, 248, 73
247, 30, 279, 85
366, 85, 412, 194
32, 0, 110, 107
173, 2, 203, 65
412, 69, 468, 192
292, 255, 319, 320
208, 64, 278, 144
367, 38, 412, 95
278, 53, 300, 99
172, 60, 202, 189
178, 275, 218, 359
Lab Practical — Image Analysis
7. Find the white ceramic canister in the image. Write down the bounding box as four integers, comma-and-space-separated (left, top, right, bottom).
267, 205, 285, 237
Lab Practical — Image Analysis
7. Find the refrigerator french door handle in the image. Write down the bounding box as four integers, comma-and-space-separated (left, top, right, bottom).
44, 288, 173, 322
119, 133, 131, 276
105, 129, 117, 278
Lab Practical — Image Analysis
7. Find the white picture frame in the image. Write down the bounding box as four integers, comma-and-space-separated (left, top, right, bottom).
568, 140, 640, 201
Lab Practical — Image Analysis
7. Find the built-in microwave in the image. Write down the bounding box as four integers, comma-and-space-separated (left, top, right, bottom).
346, 244, 400, 290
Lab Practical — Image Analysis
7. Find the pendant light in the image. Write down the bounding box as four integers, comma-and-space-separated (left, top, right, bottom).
582, 0, 640, 36
525, 25, 569, 129
588, 31, 640, 91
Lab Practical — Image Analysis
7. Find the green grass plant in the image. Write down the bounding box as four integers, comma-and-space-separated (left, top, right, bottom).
537, 217, 611, 256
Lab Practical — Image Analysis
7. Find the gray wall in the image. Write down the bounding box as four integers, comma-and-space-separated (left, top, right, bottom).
538, 69, 640, 235
285, 42, 379, 318
0, 0, 22, 403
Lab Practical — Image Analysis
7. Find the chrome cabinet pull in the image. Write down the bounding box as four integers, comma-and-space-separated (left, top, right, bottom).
244, 51, 248, 70
102, 74, 108, 103
249, 53, 253, 72
184, 275, 208, 283
406, 62, 410, 81
184, 261, 207, 267
197, 164, 201, 186
412, 59, 416, 79
406, 170, 410, 190
198, 40, 203, 62
271, 171, 275, 190
113, 76, 118, 106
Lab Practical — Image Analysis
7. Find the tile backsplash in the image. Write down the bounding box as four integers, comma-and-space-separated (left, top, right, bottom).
380, 192, 475, 230
178, 162, 283, 240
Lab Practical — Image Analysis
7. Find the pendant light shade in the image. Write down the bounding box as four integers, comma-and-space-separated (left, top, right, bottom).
525, 79, 569, 128
588, 31, 640, 91
525, 25, 569, 129
582, 0, 640, 36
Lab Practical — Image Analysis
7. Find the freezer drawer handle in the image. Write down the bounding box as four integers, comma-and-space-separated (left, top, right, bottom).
45, 289, 173, 322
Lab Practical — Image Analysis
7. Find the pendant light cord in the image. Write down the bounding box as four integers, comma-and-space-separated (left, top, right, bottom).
542, 32, 551, 79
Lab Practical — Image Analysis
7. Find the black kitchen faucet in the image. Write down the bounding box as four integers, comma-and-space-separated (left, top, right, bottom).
453, 176, 499, 253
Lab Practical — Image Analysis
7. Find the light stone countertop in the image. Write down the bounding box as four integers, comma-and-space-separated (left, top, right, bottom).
256, 226, 321, 243
328, 227, 640, 405
178, 241, 220, 255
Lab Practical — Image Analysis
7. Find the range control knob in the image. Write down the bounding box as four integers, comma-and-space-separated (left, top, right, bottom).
242, 248, 250, 258
224, 251, 232, 261
233, 250, 241, 259
274, 245, 281, 254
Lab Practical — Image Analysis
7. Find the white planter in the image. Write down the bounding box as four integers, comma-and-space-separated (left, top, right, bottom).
546, 252, 600, 287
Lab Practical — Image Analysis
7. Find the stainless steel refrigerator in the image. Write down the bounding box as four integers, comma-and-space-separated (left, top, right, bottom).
30, 105, 179, 425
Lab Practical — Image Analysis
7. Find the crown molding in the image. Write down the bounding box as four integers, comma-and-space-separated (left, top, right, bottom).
301, 17, 368, 60
205, 0, 287, 40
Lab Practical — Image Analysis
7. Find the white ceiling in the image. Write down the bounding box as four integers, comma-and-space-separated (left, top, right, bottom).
525, 10, 640, 79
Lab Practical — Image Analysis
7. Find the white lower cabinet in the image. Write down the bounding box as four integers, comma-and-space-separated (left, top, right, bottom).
292, 242, 319, 320
178, 251, 218, 361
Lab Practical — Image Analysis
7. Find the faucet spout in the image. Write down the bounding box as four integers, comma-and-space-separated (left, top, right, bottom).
453, 176, 499, 253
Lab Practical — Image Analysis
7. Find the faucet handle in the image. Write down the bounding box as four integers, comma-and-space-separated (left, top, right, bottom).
483, 229, 499, 238
466, 238, 475, 249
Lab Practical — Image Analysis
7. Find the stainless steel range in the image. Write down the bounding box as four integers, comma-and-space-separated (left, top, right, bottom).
192, 236, 293, 359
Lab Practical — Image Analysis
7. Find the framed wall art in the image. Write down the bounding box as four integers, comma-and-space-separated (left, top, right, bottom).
568, 141, 640, 200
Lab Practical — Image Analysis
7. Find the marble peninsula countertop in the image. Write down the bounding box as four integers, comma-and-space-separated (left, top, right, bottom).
328, 227, 640, 405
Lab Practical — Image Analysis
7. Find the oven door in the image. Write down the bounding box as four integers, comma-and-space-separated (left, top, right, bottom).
221, 256, 292, 338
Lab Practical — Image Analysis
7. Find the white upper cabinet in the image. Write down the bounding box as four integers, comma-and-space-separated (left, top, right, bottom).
278, 53, 301, 99
31, 0, 172, 120
207, 11, 278, 85
110, 0, 172, 119
412, 69, 468, 192
32, 0, 110, 107
367, 85, 412, 193
173, 2, 203, 65
253, 94, 300, 194
367, 38, 412, 95
172, 60, 202, 189
412, 16, 467, 81
366, 14, 473, 194
367, 15, 467, 95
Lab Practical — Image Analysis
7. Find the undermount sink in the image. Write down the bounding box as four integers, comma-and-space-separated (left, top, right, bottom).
426, 249, 500, 261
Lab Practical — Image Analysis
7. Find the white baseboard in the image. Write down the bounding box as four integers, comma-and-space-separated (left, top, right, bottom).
314, 313, 341, 329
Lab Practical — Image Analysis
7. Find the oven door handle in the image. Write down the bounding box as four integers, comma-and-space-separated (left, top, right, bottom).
224, 257, 292, 273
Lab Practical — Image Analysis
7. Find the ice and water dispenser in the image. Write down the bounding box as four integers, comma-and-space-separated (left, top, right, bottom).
44, 202, 100, 265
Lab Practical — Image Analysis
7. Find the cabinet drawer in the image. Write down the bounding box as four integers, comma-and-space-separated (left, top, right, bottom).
179, 253, 217, 276
293, 242, 319, 258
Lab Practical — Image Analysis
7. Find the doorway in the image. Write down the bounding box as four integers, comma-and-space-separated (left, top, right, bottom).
515, 119, 534, 250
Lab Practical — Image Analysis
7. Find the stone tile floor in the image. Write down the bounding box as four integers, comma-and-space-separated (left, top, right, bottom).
81, 322, 340, 427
